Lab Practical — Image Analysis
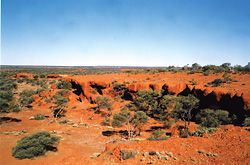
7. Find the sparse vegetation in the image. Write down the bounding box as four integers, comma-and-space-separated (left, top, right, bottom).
148, 129, 169, 140
12, 131, 59, 159
243, 117, 250, 126
112, 109, 148, 139
191, 127, 217, 137
95, 96, 113, 111
32, 114, 46, 120
195, 109, 232, 128
56, 80, 72, 89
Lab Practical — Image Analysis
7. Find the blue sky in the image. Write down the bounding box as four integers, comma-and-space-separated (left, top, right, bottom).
1, 0, 250, 66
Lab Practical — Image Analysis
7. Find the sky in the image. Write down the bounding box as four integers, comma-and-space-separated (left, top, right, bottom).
1, 0, 250, 66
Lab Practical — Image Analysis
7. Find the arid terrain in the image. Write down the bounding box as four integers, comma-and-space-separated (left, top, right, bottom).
0, 67, 249, 165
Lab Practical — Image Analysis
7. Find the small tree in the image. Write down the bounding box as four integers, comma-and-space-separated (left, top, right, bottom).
171, 95, 199, 136
112, 109, 148, 139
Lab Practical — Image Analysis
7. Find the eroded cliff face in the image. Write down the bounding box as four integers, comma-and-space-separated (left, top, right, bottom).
64, 72, 250, 122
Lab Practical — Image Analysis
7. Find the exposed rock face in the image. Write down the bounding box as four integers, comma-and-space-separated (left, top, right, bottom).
65, 73, 250, 121
16, 73, 33, 79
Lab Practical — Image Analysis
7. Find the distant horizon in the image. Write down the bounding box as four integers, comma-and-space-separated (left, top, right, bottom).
1, 0, 250, 66
1, 62, 249, 68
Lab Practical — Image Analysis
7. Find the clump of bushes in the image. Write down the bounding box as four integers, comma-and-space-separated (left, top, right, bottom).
12, 131, 59, 159
195, 109, 233, 128
191, 127, 217, 137
0, 72, 19, 113
19, 90, 36, 107
53, 90, 69, 106
148, 129, 169, 140
56, 80, 71, 89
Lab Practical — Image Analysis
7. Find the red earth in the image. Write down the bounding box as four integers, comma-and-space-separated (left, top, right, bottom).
0, 72, 249, 164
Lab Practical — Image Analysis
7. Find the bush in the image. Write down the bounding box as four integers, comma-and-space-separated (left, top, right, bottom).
33, 114, 46, 120
191, 127, 217, 137
148, 129, 168, 140
12, 131, 59, 159
196, 109, 232, 128
95, 96, 113, 110
209, 79, 224, 87
53, 95, 69, 106
56, 80, 71, 89
19, 97, 34, 107
243, 117, 250, 126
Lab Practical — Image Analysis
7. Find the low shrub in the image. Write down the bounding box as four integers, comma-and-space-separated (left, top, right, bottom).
33, 114, 46, 120
243, 117, 250, 126
191, 127, 217, 137
148, 129, 169, 140
209, 79, 224, 87
95, 96, 113, 110
56, 80, 71, 89
196, 109, 232, 128
12, 131, 59, 159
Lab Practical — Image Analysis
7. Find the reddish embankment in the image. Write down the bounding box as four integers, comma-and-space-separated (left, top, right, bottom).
65, 72, 250, 107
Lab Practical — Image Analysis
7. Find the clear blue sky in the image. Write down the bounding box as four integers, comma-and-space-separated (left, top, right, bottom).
1, 0, 250, 66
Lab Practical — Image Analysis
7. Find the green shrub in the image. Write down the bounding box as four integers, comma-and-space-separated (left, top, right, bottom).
19, 96, 34, 107
148, 129, 168, 140
33, 114, 46, 120
12, 131, 59, 159
112, 109, 148, 138
191, 127, 217, 137
56, 80, 71, 89
208, 79, 224, 87
243, 117, 250, 126
95, 96, 113, 110
53, 94, 69, 106
196, 109, 232, 128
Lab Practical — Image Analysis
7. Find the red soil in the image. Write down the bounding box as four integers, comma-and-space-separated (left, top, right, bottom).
0, 72, 249, 164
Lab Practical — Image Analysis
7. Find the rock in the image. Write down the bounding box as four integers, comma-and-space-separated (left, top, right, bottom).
29, 116, 35, 120
90, 152, 101, 159
166, 152, 174, 157
197, 149, 206, 154
143, 152, 149, 157
120, 150, 137, 160
206, 152, 218, 157
191, 157, 196, 162
156, 152, 161, 159
140, 157, 146, 161
161, 155, 169, 160
173, 157, 178, 160
149, 151, 157, 155
72, 123, 79, 127
1, 130, 27, 136
106, 126, 113, 129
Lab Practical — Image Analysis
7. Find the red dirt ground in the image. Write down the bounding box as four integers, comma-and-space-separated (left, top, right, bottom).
0, 72, 249, 164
